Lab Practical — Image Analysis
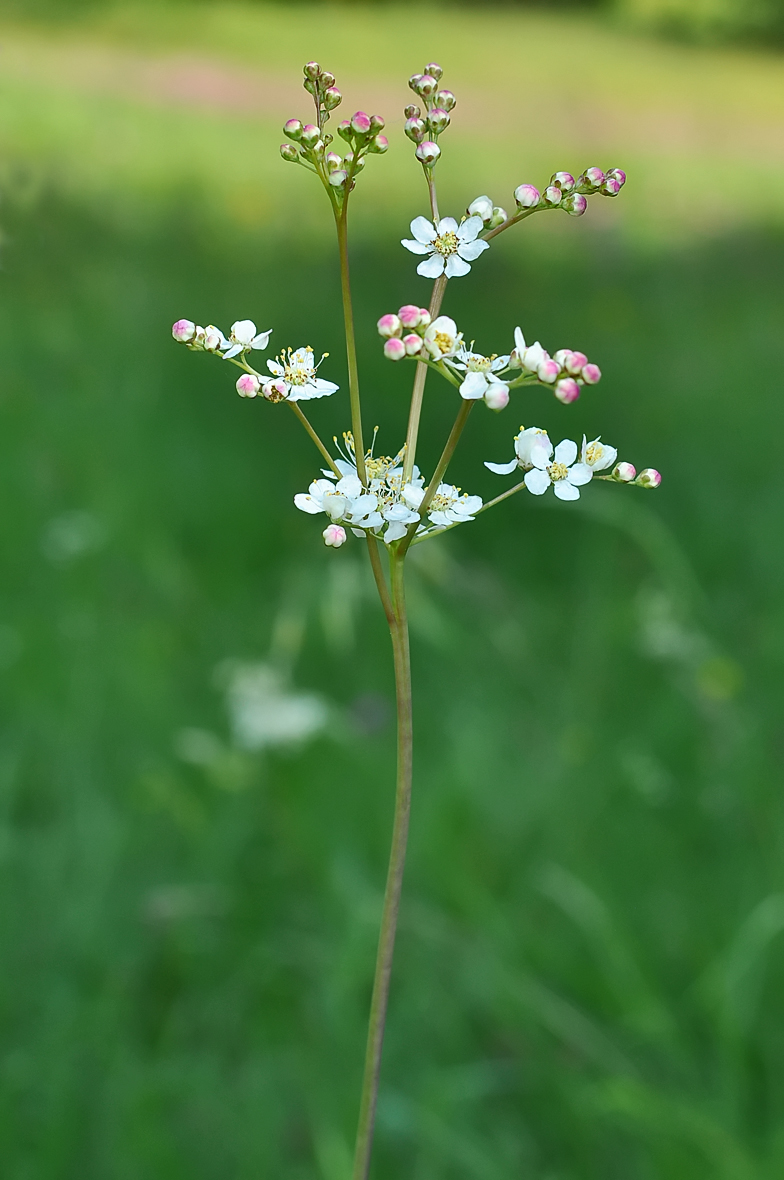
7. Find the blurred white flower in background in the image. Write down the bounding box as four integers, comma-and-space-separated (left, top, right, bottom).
219, 661, 329, 751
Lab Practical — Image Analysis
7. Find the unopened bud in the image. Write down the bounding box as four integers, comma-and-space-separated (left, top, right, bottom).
551, 171, 576, 191
581, 363, 601, 384
350, 111, 372, 135
607, 167, 627, 186
418, 308, 431, 328
537, 359, 560, 383
415, 140, 441, 166
369, 114, 385, 132
435, 89, 456, 111
563, 194, 588, 216
582, 167, 605, 188
553, 349, 573, 366
384, 337, 406, 361
565, 351, 587, 374
263, 379, 288, 403
468, 194, 494, 222
514, 183, 540, 208
484, 384, 510, 411
284, 118, 303, 140
405, 117, 427, 143
488, 206, 507, 228
398, 304, 421, 328
328, 169, 348, 187
554, 377, 580, 404
172, 318, 196, 343
344, 152, 365, 171
408, 74, 424, 92
323, 524, 347, 547
601, 177, 622, 196
377, 313, 402, 338
612, 462, 636, 482
402, 333, 423, 356
280, 143, 299, 162
543, 186, 562, 206
337, 120, 352, 142
636, 468, 662, 489
320, 71, 336, 88
404, 104, 421, 119
299, 123, 320, 147
203, 326, 224, 352
424, 62, 443, 80
428, 108, 451, 134
326, 152, 342, 171
323, 87, 342, 111
416, 75, 438, 98
367, 134, 388, 154
304, 62, 321, 80
236, 373, 260, 398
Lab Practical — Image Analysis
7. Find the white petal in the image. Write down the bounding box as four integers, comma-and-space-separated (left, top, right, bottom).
294, 494, 324, 515
554, 481, 580, 501
461, 495, 483, 516
336, 474, 363, 498
525, 468, 550, 495
459, 371, 488, 400
428, 510, 451, 527
313, 378, 339, 394
222, 344, 242, 360
567, 463, 593, 487
484, 459, 518, 475
531, 445, 551, 470
351, 494, 379, 516
401, 238, 435, 255
402, 483, 425, 509
250, 330, 272, 350
351, 528, 366, 538
417, 254, 446, 278
362, 512, 384, 530
445, 254, 471, 278
267, 360, 284, 376
554, 439, 578, 466
411, 216, 437, 244
514, 326, 526, 355
490, 355, 510, 372
436, 216, 459, 236
457, 239, 489, 262
457, 215, 484, 242
384, 521, 408, 543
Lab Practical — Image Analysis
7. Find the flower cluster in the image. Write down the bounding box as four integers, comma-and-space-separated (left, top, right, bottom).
280, 63, 387, 197
509, 327, 601, 404
404, 62, 455, 169
513, 167, 627, 218
486, 426, 660, 498
172, 319, 338, 403
294, 433, 482, 545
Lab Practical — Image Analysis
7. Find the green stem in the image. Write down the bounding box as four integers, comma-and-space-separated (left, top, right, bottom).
335, 210, 367, 486
401, 274, 447, 484
287, 401, 340, 477
400, 399, 474, 557
411, 476, 528, 545
352, 551, 413, 1180
365, 535, 395, 627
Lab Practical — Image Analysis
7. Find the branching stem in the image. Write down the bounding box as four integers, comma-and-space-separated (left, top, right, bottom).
401, 275, 447, 483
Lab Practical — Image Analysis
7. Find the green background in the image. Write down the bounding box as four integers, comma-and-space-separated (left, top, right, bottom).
0, 3, 783, 1177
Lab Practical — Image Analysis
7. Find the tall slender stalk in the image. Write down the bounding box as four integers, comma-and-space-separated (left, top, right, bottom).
336, 209, 367, 486
352, 552, 413, 1180
401, 274, 447, 483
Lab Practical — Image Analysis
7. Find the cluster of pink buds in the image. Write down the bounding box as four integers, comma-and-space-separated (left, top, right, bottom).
514, 167, 626, 218
511, 330, 602, 405
606, 461, 661, 488
280, 63, 387, 194
404, 62, 454, 169
377, 305, 432, 360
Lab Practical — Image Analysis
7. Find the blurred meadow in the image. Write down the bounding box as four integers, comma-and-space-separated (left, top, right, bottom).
1, 1, 783, 1177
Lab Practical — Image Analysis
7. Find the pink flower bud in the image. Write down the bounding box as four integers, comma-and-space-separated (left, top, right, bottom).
377, 313, 402, 338
337, 120, 352, 142
554, 377, 580, 404
415, 141, 441, 166
323, 524, 347, 547
405, 117, 427, 143
280, 143, 299, 162
424, 62, 443, 81
350, 111, 372, 135
601, 177, 622, 196
320, 71, 336, 87
416, 75, 438, 97
608, 167, 627, 186
564, 194, 588, 216
299, 124, 320, 147
323, 87, 342, 111
565, 351, 587, 374
537, 358, 560, 383
484, 384, 510, 411
203, 326, 225, 352
582, 167, 605, 188
551, 171, 576, 191
367, 134, 388, 154
543, 186, 562, 206
636, 468, 662, 489
418, 308, 431, 328
283, 119, 303, 140
236, 373, 260, 398
428, 108, 451, 134
436, 89, 456, 111
514, 183, 540, 208
304, 62, 321, 81
172, 318, 196, 343
370, 114, 386, 131
403, 333, 423, 356
613, 462, 636, 482
328, 169, 348, 187
262, 379, 288, 402
326, 152, 342, 171
408, 74, 424, 92
581, 363, 602, 384
553, 348, 573, 366
384, 337, 406, 361
398, 304, 422, 328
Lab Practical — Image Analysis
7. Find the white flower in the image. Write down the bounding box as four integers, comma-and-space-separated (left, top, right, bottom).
222, 319, 272, 360
426, 483, 482, 528
203, 325, 229, 353
485, 426, 553, 476
423, 316, 462, 360
451, 346, 510, 401
580, 435, 617, 471
401, 215, 489, 279
266, 346, 339, 401
467, 195, 494, 222
524, 438, 593, 501
509, 326, 549, 372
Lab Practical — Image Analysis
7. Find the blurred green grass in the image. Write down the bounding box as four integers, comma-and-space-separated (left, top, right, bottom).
1, 4, 784, 1179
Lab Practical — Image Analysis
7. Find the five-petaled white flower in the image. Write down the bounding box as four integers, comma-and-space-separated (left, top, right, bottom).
423, 316, 462, 361
451, 346, 510, 400
485, 426, 553, 476
266, 346, 339, 401
525, 438, 592, 500
294, 476, 381, 529
426, 483, 483, 528
580, 435, 617, 471
402, 215, 489, 279
222, 319, 273, 360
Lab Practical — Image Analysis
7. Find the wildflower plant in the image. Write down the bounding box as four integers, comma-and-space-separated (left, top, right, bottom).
171, 59, 660, 1179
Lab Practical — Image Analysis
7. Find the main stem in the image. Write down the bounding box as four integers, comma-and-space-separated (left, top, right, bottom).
336, 207, 367, 485
352, 552, 413, 1180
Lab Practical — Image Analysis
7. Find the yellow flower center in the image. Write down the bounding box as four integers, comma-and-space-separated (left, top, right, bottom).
585, 442, 603, 466
434, 231, 458, 256
548, 462, 569, 482
433, 331, 453, 354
